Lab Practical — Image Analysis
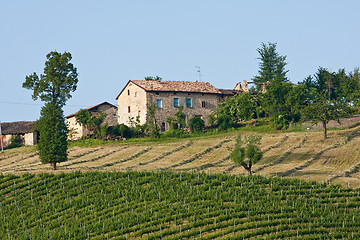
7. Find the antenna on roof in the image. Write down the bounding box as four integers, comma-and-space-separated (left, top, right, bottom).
195, 66, 202, 82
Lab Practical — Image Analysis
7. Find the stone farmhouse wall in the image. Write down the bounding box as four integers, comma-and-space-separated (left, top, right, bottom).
66, 103, 118, 140
147, 91, 220, 130
116, 80, 238, 132
117, 83, 147, 126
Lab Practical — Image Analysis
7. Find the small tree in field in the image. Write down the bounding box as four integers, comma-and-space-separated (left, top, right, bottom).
230, 135, 262, 175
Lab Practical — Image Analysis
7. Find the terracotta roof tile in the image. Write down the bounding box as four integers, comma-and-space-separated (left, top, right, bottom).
131, 80, 222, 94
65, 102, 117, 119
1, 121, 36, 135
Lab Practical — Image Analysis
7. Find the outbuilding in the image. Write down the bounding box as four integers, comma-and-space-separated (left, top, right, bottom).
1, 121, 38, 147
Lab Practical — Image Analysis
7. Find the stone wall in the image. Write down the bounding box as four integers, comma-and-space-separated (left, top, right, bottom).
117, 83, 147, 126
66, 116, 84, 140
147, 91, 220, 130
66, 104, 118, 140
24, 132, 37, 146
96, 104, 118, 126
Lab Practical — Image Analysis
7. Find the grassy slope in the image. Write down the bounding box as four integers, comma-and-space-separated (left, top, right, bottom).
1, 126, 360, 188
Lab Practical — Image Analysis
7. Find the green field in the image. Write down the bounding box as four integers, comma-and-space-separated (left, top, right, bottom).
1, 171, 360, 239
2, 126, 360, 188
2, 127, 360, 239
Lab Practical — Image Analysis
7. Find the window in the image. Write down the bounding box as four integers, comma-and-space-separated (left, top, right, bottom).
134, 92, 137, 97
128, 106, 131, 113
201, 101, 206, 108
156, 99, 163, 108
128, 90, 130, 95
174, 98, 179, 107
186, 98, 192, 107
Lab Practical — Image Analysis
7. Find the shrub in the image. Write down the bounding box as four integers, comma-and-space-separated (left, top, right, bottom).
189, 117, 205, 133
5, 134, 23, 149
217, 114, 233, 131
112, 124, 132, 138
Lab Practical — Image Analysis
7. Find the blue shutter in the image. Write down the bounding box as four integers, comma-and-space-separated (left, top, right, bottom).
174, 98, 179, 107
156, 99, 162, 108
186, 98, 192, 107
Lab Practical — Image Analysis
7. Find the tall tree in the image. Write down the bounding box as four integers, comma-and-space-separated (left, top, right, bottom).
301, 68, 350, 139
23, 51, 78, 170
37, 103, 68, 170
253, 42, 288, 86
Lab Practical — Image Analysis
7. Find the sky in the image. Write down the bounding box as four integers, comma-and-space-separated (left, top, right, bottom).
1, 0, 359, 122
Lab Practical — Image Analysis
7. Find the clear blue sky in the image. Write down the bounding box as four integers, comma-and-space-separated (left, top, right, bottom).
1, 1, 359, 122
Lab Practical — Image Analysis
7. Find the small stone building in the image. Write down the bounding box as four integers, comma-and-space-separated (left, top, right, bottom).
65, 102, 118, 140
1, 121, 38, 147
116, 80, 241, 131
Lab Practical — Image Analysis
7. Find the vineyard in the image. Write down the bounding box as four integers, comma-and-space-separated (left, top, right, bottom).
1, 128, 360, 239
1, 171, 360, 239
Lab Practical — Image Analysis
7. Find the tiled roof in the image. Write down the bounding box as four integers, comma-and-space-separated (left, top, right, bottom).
65, 102, 117, 119
130, 80, 222, 94
1, 121, 36, 135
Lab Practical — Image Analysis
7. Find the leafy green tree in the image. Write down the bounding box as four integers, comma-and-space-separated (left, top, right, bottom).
208, 113, 216, 126
37, 103, 68, 170
147, 103, 160, 138
112, 124, 132, 139
230, 135, 263, 175
175, 106, 186, 128
253, 42, 288, 87
90, 111, 107, 139
75, 109, 107, 139
23, 51, 78, 106
301, 68, 350, 139
75, 109, 91, 128
217, 93, 260, 122
189, 117, 205, 133
23, 51, 78, 170
348, 68, 360, 106
166, 116, 178, 130
217, 114, 233, 131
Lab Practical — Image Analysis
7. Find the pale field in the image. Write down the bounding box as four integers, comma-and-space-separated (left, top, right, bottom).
1, 127, 360, 188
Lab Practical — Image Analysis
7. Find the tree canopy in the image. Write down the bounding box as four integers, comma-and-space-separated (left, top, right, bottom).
253, 42, 288, 85
300, 67, 353, 139
23, 51, 78, 106
230, 135, 263, 175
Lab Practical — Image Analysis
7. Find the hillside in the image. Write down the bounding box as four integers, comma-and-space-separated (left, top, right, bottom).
1, 126, 360, 188
1, 171, 360, 239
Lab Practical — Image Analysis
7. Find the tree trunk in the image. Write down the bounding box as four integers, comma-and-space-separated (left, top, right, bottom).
322, 121, 327, 139
51, 162, 57, 170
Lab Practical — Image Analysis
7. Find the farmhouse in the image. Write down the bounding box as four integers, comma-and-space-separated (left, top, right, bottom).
1, 121, 38, 147
116, 80, 242, 131
65, 102, 118, 140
